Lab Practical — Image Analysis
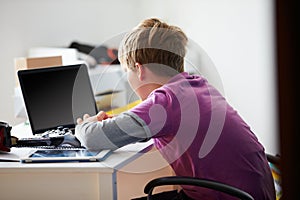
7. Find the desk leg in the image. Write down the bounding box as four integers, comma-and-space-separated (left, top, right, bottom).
98, 172, 116, 200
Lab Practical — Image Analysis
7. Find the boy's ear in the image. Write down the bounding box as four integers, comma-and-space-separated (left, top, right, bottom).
135, 62, 144, 81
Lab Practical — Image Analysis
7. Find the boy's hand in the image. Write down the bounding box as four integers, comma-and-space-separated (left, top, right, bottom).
76, 111, 113, 125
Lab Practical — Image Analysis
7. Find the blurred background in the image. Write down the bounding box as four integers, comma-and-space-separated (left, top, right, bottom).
0, 0, 277, 155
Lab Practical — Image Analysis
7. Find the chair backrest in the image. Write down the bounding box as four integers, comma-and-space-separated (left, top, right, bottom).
144, 154, 280, 200
144, 176, 254, 200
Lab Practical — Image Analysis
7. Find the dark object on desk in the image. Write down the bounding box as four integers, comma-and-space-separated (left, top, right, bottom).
15, 133, 82, 148
16, 136, 65, 147
0, 121, 14, 152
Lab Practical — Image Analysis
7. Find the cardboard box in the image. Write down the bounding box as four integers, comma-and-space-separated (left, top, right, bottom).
15, 55, 62, 70
14, 55, 62, 85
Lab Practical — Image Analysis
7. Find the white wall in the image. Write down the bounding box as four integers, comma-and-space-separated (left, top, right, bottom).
0, 0, 139, 125
138, 0, 278, 154
0, 0, 278, 154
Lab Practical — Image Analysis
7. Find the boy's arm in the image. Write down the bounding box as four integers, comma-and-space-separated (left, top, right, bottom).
75, 112, 151, 151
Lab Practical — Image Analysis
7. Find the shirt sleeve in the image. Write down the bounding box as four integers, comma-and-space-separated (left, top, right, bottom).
75, 112, 152, 151
129, 89, 181, 138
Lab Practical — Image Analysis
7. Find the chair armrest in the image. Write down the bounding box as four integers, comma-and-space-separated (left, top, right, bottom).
266, 153, 281, 165
144, 176, 254, 200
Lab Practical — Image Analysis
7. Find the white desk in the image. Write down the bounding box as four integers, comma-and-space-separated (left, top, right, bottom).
0, 123, 174, 200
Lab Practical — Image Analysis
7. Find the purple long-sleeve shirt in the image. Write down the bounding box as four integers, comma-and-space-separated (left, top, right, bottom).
129, 72, 275, 200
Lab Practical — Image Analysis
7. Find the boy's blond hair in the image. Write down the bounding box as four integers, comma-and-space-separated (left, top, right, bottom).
118, 18, 188, 76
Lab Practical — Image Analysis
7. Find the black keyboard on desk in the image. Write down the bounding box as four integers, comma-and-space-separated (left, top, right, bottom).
16, 136, 65, 147
14, 127, 83, 149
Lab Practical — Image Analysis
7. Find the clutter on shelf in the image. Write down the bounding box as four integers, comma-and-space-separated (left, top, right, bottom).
69, 41, 120, 68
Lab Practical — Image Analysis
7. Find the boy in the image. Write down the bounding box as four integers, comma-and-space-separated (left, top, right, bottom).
76, 18, 275, 199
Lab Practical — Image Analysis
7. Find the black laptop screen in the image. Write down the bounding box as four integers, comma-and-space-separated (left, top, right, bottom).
18, 64, 97, 134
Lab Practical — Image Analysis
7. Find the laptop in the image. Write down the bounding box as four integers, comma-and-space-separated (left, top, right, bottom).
18, 64, 98, 135
16, 64, 113, 163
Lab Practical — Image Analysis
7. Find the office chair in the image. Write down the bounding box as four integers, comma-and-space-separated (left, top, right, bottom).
266, 154, 280, 166
266, 154, 281, 200
144, 176, 254, 200
144, 153, 281, 200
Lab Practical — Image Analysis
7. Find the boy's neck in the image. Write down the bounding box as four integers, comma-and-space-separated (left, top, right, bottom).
138, 76, 172, 100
